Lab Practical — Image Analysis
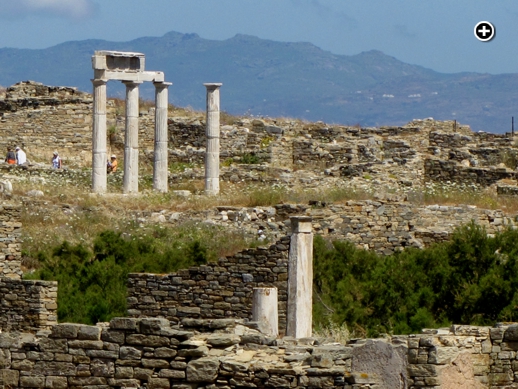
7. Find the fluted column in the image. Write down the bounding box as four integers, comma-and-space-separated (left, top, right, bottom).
286, 216, 313, 338
122, 81, 142, 194
153, 82, 171, 192
204, 83, 222, 195
91, 79, 108, 193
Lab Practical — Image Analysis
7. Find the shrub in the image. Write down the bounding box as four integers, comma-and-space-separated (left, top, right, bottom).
26, 229, 211, 324
313, 222, 518, 336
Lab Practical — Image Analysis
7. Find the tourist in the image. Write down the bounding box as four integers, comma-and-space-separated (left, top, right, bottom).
107, 155, 118, 174
4, 147, 16, 165
15, 146, 26, 165
51, 151, 62, 169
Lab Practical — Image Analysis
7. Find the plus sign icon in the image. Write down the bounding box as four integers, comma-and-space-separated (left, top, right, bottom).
474, 21, 495, 42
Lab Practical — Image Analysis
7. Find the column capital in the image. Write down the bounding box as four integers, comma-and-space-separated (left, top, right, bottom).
154, 81, 172, 88
91, 79, 108, 86
290, 216, 313, 233
122, 80, 144, 86
204, 83, 223, 90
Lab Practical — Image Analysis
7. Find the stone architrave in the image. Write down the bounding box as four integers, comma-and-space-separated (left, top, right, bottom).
252, 287, 279, 337
122, 81, 142, 193
91, 51, 168, 194
204, 83, 222, 195
91, 79, 108, 193
286, 216, 313, 338
153, 82, 172, 192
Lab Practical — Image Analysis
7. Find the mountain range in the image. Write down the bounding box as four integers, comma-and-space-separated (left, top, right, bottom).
0, 31, 516, 133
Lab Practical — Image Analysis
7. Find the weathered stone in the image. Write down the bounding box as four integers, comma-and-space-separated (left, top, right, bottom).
186, 357, 220, 382
206, 334, 240, 347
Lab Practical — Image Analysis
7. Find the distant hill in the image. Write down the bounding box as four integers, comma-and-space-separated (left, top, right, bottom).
0, 31, 516, 132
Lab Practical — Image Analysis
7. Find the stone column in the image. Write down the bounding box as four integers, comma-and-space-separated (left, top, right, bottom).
252, 287, 279, 337
153, 82, 171, 192
122, 81, 142, 194
286, 216, 313, 338
203, 83, 222, 195
91, 79, 108, 193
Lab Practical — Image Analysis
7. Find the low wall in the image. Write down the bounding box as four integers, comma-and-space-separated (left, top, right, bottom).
2, 318, 518, 388
127, 237, 291, 331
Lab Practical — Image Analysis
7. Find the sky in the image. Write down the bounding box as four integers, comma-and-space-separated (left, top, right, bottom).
0, 0, 516, 75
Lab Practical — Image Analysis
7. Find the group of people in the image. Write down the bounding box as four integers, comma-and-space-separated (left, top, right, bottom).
5, 147, 62, 169
5, 147, 118, 172
5, 146, 26, 166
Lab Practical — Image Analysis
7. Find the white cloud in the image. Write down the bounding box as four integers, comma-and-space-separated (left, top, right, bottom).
0, 0, 98, 20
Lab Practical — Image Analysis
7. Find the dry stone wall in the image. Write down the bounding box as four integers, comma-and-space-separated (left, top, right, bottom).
128, 237, 290, 330
0, 278, 58, 332
0, 199, 58, 333
2, 317, 518, 388
0, 201, 22, 279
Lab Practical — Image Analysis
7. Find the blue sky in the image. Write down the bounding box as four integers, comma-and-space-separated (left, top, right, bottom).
0, 0, 515, 74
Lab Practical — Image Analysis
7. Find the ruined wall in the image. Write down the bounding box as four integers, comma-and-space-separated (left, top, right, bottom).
424, 159, 516, 186
0, 278, 58, 332
127, 237, 290, 330
0, 317, 390, 389
2, 317, 518, 388
0, 199, 58, 332
0, 202, 22, 279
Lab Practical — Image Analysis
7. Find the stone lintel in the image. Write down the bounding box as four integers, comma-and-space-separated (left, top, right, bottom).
92, 51, 145, 72
94, 70, 164, 82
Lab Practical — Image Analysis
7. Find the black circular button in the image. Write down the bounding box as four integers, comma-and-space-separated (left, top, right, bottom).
474, 21, 495, 42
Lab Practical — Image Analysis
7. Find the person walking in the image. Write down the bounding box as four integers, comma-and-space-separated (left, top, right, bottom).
51, 151, 62, 169
15, 146, 26, 165
5, 147, 16, 165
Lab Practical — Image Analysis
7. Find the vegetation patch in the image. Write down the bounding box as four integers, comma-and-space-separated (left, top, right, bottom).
314, 222, 518, 337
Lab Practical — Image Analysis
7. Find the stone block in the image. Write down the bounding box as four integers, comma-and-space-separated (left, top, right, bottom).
78, 325, 102, 340
19, 376, 45, 388
407, 364, 437, 377
0, 368, 19, 387
159, 369, 186, 379
50, 323, 80, 338
126, 334, 170, 347
186, 357, 220, 382
45, 376, 68, 389
109, 317, 139, 331
148, 377, 171, 389
140, 318, 171, 334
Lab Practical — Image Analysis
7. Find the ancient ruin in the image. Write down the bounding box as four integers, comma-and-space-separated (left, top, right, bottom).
3, 80, 518, 387
91, 51, 170, 194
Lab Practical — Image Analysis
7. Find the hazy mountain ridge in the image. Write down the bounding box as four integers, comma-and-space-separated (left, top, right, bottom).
0, 31, 514, 132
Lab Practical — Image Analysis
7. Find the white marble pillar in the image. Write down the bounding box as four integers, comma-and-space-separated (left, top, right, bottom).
286, 216, 313, 338
91, 79, 108, 193
203, 83, 222, 195
252, 287, 279, 337
122, 81, 142, 194
153, 82, 171, 192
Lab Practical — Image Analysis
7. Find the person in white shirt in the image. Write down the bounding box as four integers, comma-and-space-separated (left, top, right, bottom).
15, 147, 26, 165
51, 151, 62, 169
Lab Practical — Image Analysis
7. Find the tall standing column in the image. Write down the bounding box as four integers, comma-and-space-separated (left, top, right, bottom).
91, 79, 108, 193
122, 81, 142, 194
286, 216, 313, 338
204, 83, 222, 195
153, 82, 172, 192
